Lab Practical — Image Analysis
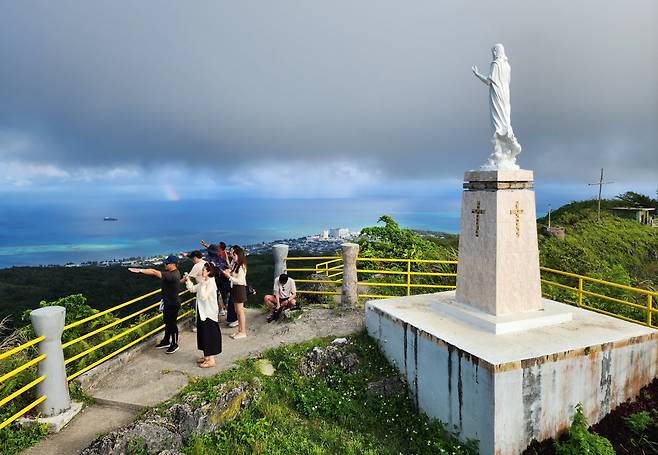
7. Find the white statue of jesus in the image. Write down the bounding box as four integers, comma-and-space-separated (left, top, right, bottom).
472, 43, 522, 170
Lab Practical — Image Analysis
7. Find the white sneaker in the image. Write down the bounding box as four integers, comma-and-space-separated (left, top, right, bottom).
227, 321, 239, 328
191, 326, 197, 333
219, 310, 227, 317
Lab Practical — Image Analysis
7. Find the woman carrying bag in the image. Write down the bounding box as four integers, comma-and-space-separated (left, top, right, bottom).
185, 262, 222, 367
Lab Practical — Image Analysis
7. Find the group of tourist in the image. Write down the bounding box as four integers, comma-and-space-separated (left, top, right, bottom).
128, 240, 297, 369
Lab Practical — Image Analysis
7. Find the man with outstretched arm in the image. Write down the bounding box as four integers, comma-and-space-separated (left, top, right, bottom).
129, 254, 181, 353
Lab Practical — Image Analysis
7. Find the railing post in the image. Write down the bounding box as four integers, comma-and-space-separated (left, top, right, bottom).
647, 294, 653, 327
407, 260, 412, 296
272, 244, 289, 281
30, 306, 70, 417
341, 243, 360, 307
578, 277, 583, 307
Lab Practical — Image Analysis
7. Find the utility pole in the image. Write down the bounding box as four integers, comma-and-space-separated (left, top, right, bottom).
548, 204, 552, 229
587, 168, 614, 223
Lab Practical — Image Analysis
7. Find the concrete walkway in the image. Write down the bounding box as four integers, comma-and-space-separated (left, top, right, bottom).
23, 307, 364, 455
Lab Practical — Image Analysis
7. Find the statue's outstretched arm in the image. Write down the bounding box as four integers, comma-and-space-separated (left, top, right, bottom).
471, 65, 491, 86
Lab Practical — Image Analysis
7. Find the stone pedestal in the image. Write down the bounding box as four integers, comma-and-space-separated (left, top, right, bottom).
456, 170, 541, 315
30, 306, 70, 417
272, 244, 289, 280
341, 243, 360, 307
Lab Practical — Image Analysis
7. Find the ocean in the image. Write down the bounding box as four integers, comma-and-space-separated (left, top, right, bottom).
0, 197, 462, 268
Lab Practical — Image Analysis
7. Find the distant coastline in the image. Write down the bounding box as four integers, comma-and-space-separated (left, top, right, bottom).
1, 229, 454, 269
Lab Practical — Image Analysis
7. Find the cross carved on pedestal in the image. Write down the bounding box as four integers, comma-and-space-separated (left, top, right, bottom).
510, 201, 524, 238
471, 201, 485, 237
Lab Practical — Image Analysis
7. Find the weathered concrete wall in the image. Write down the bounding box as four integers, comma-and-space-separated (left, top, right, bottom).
367, 306, 495, 452
366, 300, 658, 454
493, 337, 658, 454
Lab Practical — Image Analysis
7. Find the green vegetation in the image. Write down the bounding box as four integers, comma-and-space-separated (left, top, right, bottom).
553, 404, 614, 455
0, 316, 49, 455
357, 215, 458, 297
621, 410, 658, 453
616, 191, 658, 210
166, 332, 477, 454
538, 198, 658, 324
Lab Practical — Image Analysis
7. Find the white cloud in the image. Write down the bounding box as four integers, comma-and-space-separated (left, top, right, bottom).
228, 161, 382, 198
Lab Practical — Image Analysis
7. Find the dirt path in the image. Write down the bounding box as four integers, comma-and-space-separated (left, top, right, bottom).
23, 307, 364, 455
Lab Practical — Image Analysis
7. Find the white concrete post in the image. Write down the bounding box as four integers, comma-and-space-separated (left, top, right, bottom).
341, 243, 360, 307
272, 244, 289, 280
30, 306, 70, 416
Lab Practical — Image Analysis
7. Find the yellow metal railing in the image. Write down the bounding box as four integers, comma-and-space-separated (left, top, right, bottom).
540, 267, 658, 328
284, 254, 658, 329
63, 290, 193, 379
355, 257, 458, 299
0, 337, 48, 431
286, 256, 343, 295
0, 287, 195, 431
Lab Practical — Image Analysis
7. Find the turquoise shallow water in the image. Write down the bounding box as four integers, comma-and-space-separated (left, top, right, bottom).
0, 197, 461, 268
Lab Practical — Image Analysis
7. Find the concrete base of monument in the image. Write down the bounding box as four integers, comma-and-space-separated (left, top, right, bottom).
431, 291, 572, 334
365, 292, 658, 455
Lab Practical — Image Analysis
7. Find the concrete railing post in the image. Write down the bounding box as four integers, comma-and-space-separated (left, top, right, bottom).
273, 244, 289, 280
30, 306, 70, 417
341, 243, 360, 307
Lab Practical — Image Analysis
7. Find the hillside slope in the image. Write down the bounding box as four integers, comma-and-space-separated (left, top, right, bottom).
537, 199, 658, 291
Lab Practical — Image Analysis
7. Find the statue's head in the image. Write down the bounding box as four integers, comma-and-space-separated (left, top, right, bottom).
491, 43, 506, 60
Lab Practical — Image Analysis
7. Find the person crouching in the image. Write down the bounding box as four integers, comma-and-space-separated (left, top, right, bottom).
185, 262, 222, 368
264, 273, 297, 323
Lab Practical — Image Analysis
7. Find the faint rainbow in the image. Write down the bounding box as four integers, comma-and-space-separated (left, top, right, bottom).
161, 183, 180, 201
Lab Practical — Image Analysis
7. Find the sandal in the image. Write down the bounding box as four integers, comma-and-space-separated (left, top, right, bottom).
232, 332, 247, 339
196, 357, 206, 364
199, 361, 215, 368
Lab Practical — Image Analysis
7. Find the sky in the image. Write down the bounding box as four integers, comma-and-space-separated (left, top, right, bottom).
0, 1, 656, 203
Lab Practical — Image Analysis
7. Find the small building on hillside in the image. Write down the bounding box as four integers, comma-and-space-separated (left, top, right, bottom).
610, 207, 656, 226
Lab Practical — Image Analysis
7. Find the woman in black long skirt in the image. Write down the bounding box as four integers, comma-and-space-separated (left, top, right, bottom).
185, 262, 222, 367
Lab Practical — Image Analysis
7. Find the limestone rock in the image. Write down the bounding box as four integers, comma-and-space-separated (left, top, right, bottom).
367, 377, 405, 397
171, 380, 259, 438
299, 344, 359, 378
255, 358, 275, 376
83, 380, 260, 454
81, 415, 181, 455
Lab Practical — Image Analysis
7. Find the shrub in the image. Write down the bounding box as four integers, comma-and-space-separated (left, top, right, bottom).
554, 404, 614, 455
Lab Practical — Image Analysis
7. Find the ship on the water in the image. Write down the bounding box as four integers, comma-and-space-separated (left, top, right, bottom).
103, 217, 119, 221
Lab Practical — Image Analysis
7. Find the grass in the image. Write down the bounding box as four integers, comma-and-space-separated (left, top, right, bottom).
155, 331, 478, 454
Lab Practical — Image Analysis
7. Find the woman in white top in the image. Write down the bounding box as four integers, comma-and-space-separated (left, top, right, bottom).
222, 245, 248, 339
185, 262, 222, 367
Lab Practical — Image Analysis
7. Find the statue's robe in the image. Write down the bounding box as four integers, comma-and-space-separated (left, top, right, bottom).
488, 57, 513, 138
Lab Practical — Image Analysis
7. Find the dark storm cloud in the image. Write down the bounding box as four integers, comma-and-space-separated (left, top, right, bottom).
0, 0, 656, 183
